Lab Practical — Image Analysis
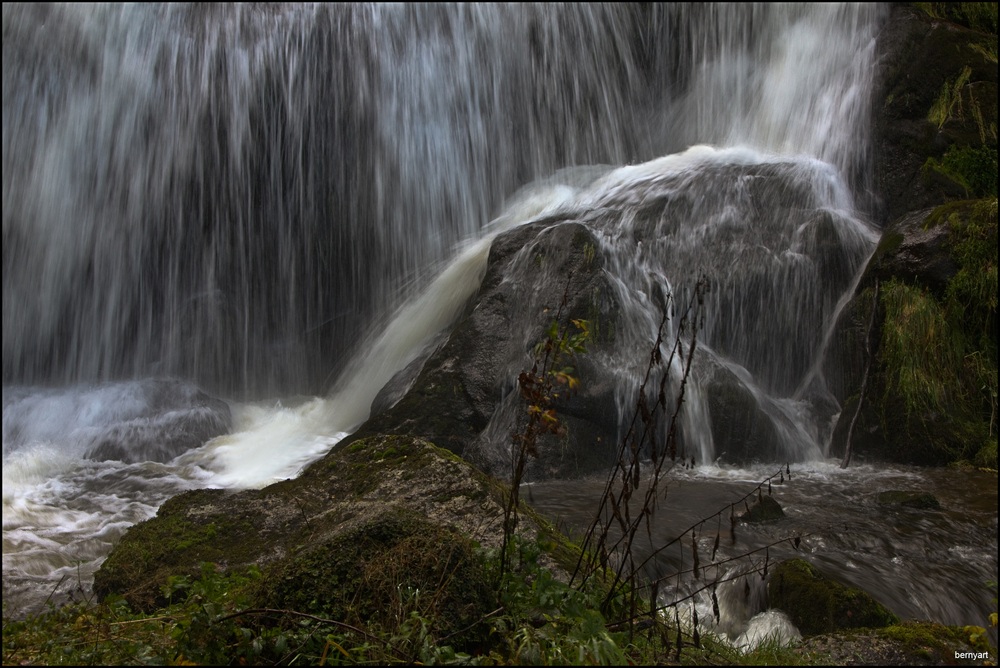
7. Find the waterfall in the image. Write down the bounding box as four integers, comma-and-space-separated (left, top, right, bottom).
3, 3, 883, 398
2, 3, 890, 615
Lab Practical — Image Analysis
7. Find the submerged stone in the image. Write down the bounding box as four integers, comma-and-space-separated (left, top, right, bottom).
877, 490, 942, 510
767, 558, 899, 636
739, 495, 786, 523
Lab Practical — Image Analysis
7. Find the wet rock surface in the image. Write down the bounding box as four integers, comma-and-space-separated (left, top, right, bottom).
739, 495, 785, 523
344, 218, 621, 480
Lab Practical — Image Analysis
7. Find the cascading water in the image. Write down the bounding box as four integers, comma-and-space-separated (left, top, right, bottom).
6, 1, 994, 644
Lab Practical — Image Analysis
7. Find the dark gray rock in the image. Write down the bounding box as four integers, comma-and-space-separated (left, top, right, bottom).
739, 495, 786, 523
701, 360, 781, 465
877, 490, 941, 510
83, 379, 232, 463
342, 218, 622, 480
873, 6, 998, 225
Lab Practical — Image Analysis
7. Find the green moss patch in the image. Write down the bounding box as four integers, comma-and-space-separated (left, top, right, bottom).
93, 489, 263, 611
877, 620, 994, 664
767, 559, 899, 636
260, 510, 495, 645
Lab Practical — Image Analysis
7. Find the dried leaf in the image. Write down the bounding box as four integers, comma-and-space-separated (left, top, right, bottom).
712, 532, 720, 562
675, 609, 683, 661
712, 587, 720, 622
693, 605, 701, 648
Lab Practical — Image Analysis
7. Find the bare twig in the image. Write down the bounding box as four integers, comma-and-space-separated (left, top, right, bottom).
842, 277, 879, 469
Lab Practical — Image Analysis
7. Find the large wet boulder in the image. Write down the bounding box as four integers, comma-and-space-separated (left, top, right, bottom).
700, 360, 781, 465
342, 218, 622, 480
94, 435, 569, 615
767, 558, 899, 636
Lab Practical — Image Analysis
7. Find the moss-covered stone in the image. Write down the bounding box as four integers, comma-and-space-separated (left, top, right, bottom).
767, 559, 899, 636
876, 620, 994, 664
828, 199, 997, 467
800, 620, 995, 665
739, 495, 786, 523
94, 434, 584, 617
877, 490, 942, 509
259, 509, 495, 645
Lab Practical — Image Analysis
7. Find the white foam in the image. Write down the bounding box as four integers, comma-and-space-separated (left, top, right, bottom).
734, 610, 802, 651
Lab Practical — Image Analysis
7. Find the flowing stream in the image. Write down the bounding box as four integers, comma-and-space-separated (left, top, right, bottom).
3, 2, 995, 645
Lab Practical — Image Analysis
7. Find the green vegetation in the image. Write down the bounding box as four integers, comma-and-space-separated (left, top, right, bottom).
913, 2, 999, 35
875, 198, 997, 468
877, 620, 993, 662
2, 535, 835, 666
923, 145, 998, 198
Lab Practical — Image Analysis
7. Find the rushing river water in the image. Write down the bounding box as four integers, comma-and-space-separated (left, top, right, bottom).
525, 462, 999, 644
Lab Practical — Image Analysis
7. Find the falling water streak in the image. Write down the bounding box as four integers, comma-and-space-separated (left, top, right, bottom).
4, 4, 885, 398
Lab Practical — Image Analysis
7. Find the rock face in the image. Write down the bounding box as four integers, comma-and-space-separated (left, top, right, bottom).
1, 378, 232, 464
873, 6, 998, 223
767, 558, 899, 636
83, 379, 232, 463
825, 5, 997, 468
93, 435, 567, 618
342, 218, 622, 480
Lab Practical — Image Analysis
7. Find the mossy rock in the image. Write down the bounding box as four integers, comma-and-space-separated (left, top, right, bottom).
259, 509, 495, 646
92, 488, 279, 611
876, 621, 995, 665
800, 621, 995, 665
767, 558, 899, 636
877, 490, 942, 509
94, 434, 583, 616
739, 495, 786, 523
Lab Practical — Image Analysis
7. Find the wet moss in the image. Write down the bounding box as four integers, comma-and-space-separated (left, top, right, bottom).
854, 198, 996, 467
767, 559, 899, 636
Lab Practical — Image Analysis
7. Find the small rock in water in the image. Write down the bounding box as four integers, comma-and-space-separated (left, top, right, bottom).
876, 490, 941, 510
739, 495, 785, 523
